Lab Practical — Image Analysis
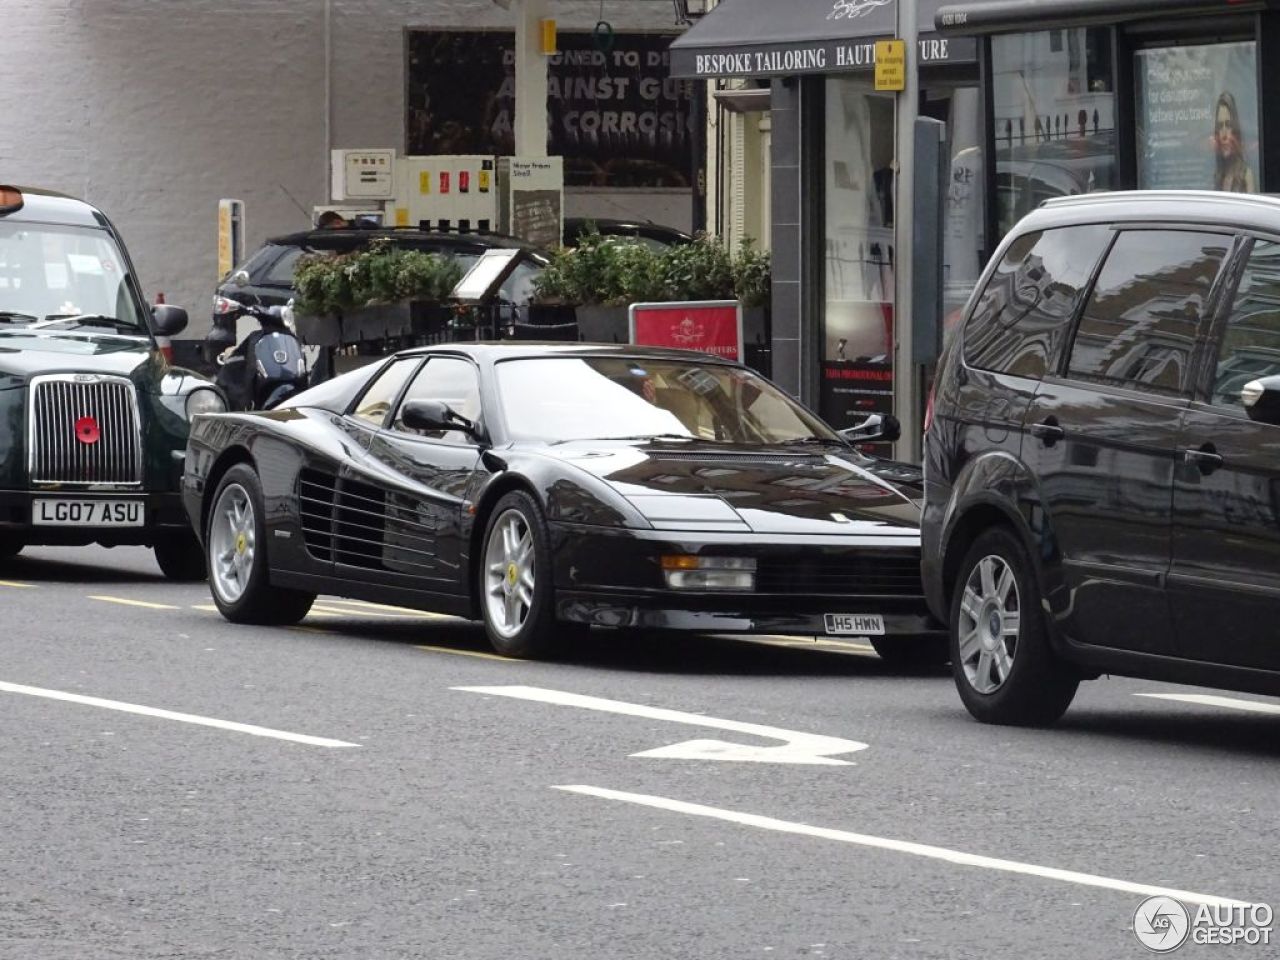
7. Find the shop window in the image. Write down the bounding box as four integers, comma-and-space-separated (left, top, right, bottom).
1066, 230, 1230, 394
820, 77, 896, 431
964, 224, 1112, 379
1136, 42, 1259, 193
992, 29, 1116, 238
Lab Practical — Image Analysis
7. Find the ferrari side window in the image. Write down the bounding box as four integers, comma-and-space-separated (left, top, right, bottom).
393, 356, 482, 441
351, 357, 422, 427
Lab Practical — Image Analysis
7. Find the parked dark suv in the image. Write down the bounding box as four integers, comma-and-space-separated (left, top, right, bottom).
923, 190, 1280, 725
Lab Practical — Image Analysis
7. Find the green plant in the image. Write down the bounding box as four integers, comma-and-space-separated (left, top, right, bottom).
531, 231, 771, 308
294, 239, 465, 316
732, 238, 772, 308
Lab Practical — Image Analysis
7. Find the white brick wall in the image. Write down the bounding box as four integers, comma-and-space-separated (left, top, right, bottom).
2, 0, 687, 335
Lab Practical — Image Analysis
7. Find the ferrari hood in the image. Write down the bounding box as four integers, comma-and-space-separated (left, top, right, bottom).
550, 441, 920, 535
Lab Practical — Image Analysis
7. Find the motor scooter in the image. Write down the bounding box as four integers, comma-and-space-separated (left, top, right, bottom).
205, 297, 308, 411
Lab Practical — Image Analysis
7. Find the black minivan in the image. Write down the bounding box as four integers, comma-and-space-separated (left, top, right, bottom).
923, 190, 1280, 725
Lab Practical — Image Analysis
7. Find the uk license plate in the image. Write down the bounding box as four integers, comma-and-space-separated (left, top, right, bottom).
33, 499, 144, 527
824, 613, 885, 636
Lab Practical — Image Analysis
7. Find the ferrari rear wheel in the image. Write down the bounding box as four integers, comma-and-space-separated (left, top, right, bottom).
206, 464, 314, 625
480, 491, 558, 658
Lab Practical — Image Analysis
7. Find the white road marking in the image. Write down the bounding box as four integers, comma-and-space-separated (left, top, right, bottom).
417, 644, 512, 662
1135, 693, 1280, 716
320, 598, 452, 619
0, 680, 358, 748
455, 685, 866, 765
89, 595, 180, 610
555, 785, 1255, 908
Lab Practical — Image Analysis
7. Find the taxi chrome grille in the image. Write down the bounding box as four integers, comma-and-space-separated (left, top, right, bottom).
28, 375, 142, 486
756, 550, 923, 597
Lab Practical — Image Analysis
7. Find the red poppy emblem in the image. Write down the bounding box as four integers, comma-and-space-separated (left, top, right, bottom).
75, 416, 100, 445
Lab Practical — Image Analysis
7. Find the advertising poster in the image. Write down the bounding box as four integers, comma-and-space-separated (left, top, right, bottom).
1136, 42, 1259, 192
407, 31, 694, 189
629, 303, 742, 362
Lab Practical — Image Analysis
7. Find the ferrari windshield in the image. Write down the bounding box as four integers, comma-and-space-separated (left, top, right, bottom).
496, 356, 840, 444
0, 221, 145, 329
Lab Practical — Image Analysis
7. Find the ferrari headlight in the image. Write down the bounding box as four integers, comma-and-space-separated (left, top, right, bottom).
185, 388, 226, 419
661, 555, 756, 592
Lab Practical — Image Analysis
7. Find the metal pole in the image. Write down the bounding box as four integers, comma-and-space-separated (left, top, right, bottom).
514, 0, 549, 158
893, 0, 920, 461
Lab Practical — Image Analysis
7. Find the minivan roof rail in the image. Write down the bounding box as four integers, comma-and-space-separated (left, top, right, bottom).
1042, 189, 1280, 211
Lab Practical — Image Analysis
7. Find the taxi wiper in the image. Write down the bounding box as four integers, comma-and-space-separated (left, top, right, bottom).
31, 313, 141, 331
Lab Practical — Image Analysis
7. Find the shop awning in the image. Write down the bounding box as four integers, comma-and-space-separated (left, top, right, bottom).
934, 0, 1270, 35
669, 0, 976, 79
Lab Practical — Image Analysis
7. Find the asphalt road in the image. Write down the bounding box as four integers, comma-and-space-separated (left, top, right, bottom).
0, 544, 1276, 959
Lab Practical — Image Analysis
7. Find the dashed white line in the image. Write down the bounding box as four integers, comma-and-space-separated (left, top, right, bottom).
554, 785, 1255, 908
1135, 693, 1280, 716
89, 595, 180, 610
0, 680, 358, 748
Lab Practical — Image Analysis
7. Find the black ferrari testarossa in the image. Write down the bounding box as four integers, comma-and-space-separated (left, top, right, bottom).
182, 343, 943, 662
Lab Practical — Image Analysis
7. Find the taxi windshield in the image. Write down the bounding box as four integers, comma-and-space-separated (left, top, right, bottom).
495, 356, 841, 444
0, 221, 145, 329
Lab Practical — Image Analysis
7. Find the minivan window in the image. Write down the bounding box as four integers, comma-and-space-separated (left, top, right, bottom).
1211, 239, 1280, 407
1066, 230, 1230, 393
963, 224, 1111, 378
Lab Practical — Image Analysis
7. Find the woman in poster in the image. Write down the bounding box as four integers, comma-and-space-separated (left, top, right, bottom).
1214, 91, 1257, 193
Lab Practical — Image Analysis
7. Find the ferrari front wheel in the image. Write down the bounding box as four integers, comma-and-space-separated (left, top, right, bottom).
479, 491, 558, 658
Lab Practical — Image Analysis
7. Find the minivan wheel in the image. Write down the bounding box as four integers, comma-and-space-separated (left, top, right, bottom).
949, 527, 1078, 726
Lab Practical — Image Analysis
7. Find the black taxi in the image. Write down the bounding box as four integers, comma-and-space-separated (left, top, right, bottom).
0, 185, 223, 578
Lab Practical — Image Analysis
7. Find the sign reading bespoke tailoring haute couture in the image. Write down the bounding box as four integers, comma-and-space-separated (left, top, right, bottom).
669, 0, 976, 79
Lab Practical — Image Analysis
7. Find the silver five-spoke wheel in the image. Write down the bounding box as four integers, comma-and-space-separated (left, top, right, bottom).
209, 482, 256, 605
956, 553, 1020, 694
484, 508, 535, 639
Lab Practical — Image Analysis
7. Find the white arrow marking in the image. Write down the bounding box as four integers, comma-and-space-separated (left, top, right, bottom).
454, 685, 866, 765
555, 785, 1256, 908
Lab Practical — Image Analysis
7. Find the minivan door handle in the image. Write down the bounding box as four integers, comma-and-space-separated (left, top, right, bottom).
1030, 417, 1065, 445
1182, 443, 1224, 474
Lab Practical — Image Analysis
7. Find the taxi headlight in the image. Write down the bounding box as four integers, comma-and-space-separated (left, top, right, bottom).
185, 388, 226, 419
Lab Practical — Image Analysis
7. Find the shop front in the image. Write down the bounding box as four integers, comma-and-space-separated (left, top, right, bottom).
934, 0, 1280, 248
669, 0, 980, 435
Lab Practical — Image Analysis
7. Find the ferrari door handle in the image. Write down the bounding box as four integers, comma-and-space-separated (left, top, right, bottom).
1030, 418, 1064, 444
1182, 444, 1224, 473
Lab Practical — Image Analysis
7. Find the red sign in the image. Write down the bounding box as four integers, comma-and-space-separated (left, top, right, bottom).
629, 301, 743, 362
